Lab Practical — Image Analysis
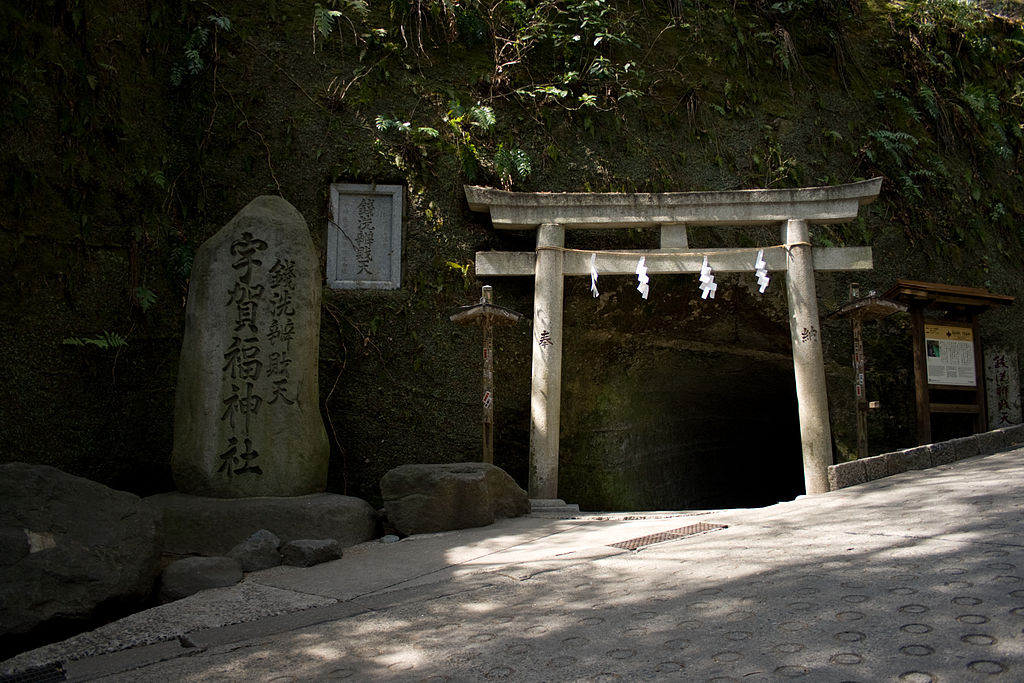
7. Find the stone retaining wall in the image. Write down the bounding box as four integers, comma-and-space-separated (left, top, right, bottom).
827, 424, 1024, 491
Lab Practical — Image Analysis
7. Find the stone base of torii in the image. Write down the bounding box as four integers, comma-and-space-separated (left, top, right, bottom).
465, 178, 883, 500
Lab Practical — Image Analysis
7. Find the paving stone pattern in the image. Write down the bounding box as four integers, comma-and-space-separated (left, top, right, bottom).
70, 450, 1024, 682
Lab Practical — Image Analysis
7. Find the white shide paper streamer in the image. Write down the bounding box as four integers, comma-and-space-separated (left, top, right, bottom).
699, 256, 717, 299
755, 249, 770, 293
635, 256, 649, 299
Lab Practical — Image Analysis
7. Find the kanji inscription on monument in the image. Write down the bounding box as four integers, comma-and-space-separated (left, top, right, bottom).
985, 346, 1021, 428
173, 196, 330, 498
326, 183, 403, 290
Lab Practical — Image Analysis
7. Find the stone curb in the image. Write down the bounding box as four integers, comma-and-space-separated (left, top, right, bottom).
828, 424, 1024, 491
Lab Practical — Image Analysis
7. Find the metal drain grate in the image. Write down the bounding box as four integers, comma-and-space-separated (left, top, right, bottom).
0, 663, 66, 683
608, 522, 728, 551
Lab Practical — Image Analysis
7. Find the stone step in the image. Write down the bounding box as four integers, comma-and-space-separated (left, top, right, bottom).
528, 499, 580, 516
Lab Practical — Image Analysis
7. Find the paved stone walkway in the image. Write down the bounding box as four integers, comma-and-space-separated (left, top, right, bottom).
4, 448, 1024, 681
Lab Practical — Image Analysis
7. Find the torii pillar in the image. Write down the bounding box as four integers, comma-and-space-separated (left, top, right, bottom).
784, 218, 832, 495
466, 179, 883, 499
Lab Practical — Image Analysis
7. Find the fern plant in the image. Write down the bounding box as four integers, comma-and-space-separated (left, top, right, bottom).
313, 0, 370, 52
170, 14, 231, 86
451, 102, 493, 168
493, 144, 532, 190
62, 331, 128, 350
864, 129, 938, 201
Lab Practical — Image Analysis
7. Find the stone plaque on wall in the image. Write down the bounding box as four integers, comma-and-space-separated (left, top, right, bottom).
985, 346, 1021, 429
326, 183, 403, 289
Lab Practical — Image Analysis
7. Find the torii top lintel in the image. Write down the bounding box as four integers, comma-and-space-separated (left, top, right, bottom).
465, 178, 883, 230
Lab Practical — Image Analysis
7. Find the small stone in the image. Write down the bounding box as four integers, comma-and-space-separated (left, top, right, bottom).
860, 455, 888, 483
928, 440, 957, 466
281, 539, 342, 567
951, 435, 980, 461
884, 451, 909, 476
228, 529, 282, 572
828, 460, 866, 491
160, 556, 243, 602
977, 429, 1007, 454
1001, 423, 1024, 446
381, 535, 401, 544
899, 446, 932, 471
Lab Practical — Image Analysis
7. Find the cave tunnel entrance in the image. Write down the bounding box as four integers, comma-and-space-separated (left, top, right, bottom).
557, 324, 804, 512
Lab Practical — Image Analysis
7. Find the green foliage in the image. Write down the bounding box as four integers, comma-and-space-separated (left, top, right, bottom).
443, 100, 494, 179
62, 331, 128, 350
754, 26, 804, 82
863, 128, 937, 201
168, 243, 194, 282
372, 99, 532, 187
134, 287, 157, 313
445, 260, 471, 287
170, 14, 231, 86
865, 129, 920, 169
375, 114, 440, 139
313, 0, 370, 52
751, 132, 801, 188
493, 144, 532, 190
869, 0, 1024, 224
488, 0, 644, 110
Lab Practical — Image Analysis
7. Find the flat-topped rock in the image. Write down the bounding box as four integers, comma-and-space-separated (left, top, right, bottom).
380, 463, 529, 536
144, 492, 378, 556
281, 539, 342, 567
172, 195, 329, 498
160, 557, 243, 602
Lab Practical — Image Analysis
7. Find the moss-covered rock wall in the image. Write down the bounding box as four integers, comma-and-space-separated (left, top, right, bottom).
1, 0, 1021, 509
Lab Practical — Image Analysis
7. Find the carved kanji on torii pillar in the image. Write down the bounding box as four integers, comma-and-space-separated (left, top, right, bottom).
465, 178, 883, 500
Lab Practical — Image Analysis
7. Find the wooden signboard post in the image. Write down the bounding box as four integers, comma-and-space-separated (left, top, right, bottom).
450, 286, 523, 464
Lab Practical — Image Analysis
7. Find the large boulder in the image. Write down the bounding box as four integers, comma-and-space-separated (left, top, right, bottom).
144, 492, 378, 556
380, 463, 530, 536
172, 195, 330, 498
0, 463, 162, 639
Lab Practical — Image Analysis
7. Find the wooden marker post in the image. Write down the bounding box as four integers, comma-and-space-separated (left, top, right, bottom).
450, 285, 523, 463
831, 286, 906, 460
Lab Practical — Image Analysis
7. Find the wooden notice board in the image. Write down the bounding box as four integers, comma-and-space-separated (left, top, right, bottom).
884, 280, 1014, 445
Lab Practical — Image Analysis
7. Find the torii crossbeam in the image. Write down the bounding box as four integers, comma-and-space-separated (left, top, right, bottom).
466, 178, 883, 500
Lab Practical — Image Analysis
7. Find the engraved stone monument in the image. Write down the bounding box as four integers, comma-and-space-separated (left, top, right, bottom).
985, 346, 1022, 429
326, 183, 403, 289
172, 195, 330, 497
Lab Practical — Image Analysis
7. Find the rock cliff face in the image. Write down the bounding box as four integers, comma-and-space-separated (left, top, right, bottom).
0, 0, 1021, 512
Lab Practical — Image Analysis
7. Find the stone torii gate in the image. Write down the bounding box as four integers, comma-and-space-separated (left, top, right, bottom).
465, 178, 883, 500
